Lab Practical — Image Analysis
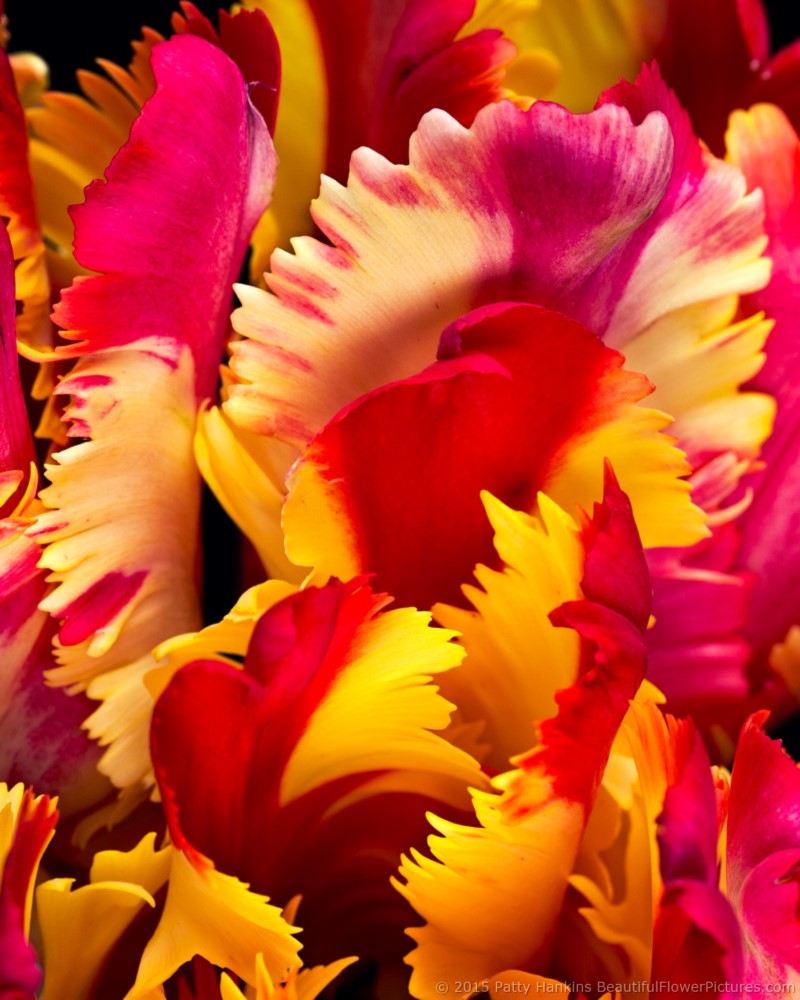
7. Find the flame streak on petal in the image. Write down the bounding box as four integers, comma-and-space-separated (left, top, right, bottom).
151, 580, 483, 898
32, 349, 202, 689
79, 580, 298, 797
434, 492, 584, 771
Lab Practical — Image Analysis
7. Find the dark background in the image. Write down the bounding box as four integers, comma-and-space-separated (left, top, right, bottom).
4, 1, 800, 92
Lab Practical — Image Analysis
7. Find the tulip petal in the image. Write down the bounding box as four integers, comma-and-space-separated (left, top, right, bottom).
129, 851, 301, 999
434, 492, 583, 769
0, 784, 58, 997
219, 953, 357, 1000
78, 580, 297, 797
727, 714, 800, 985
151, 579, 481, 893
283, 303, 702, 611
395, 472, 649, 997
0, 221, 104, 812
651, 723, 743, 985
37, 833, 170, 1000
194, 404, 305, 584
726, 105, 800, 679
29, 35, 274, 707
227, 66, 767, 485
0, 48, 50, 355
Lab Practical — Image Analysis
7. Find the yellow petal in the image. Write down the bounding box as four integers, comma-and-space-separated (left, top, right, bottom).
195, 403, 306, 583
37, 833, 170, 1000
281, 605, 484, 808
32, 348, 203, 689
128, 850, 302, 997
434, 492, 583, 770
242, 0, 327, 274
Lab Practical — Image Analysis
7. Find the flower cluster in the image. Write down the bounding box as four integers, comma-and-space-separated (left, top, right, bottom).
1, 1, 800, 998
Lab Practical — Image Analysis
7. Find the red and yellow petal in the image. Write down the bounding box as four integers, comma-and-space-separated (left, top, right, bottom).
434, 492, 584, 770
79, 580, 297, 797
283, 304, 703, 613
395, 472, 650, 997
151, 580, 482, 884
0, 783, 58, 996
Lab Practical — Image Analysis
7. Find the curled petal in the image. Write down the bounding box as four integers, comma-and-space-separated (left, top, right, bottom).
151, 579, 482, 893
283, 304, 702, 611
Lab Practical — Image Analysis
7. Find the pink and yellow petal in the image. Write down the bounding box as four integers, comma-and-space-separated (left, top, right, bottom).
30, 350, 203, 689
227, 66, 767, 488
28, 35, 275, 701
244, 0, 515, 270
227, 96, 670, 446
0, 223, 103, 814
726, 105, 800, 678
622, 297, 774, 470
598, 66, 769, 352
